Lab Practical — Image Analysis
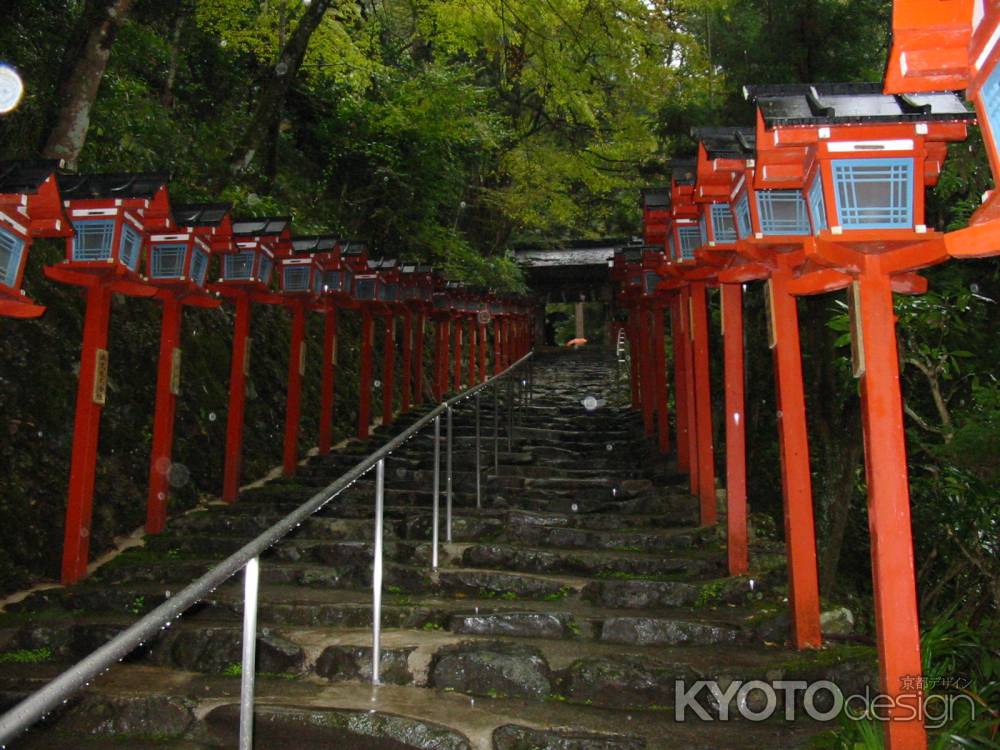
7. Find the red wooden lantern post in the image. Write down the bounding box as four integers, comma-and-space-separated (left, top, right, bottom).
431, 276, 452, 400
661, 160, 716, 519
448, 282, 466, 391
45, 174, 171, 583
401, 264, 433, 405
312, 239, 355, 454
691, 128, 758, 575
0, 161, 69, 319
278, 236, 332, 474
351, 252, 384, 438
144, 204, 232, 533
211, 217, 289, 503
746, 83, 973, 750
374, 259, 401, 426
641, 188, 673, 455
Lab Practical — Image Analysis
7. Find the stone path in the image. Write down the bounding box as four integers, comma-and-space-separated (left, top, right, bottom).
0, 348, 873, 749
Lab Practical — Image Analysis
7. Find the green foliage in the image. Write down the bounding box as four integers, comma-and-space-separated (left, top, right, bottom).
0, 648, 53, 664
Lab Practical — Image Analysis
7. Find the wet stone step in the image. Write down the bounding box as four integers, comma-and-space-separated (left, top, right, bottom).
461, 544, 720, 579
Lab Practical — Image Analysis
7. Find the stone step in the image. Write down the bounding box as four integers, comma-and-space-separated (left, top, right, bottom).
0, 663, 843, 749
0, 620, 875, 714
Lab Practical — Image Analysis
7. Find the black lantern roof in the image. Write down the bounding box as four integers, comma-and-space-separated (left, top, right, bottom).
0, 160, 62, 194
232, 217, 291, 237
290, 235, 337, 253
691, 127, 757, 160
744, 83, 975, 127
56, 172, 169, 200
369, 258, 398, 270
668, 158, 698, 185
617, 247, 643, 264
172, 203, 231, 228
340, 240, 367, 256
641, 187, 670, 209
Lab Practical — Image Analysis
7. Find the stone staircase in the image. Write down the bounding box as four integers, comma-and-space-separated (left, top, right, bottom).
0, 348, 874, 749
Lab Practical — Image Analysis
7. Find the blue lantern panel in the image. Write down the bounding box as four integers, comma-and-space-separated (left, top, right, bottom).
72, 220, 115, 262
734, 191, 753, 239
756, 189, 810, 235
283, 266, 311, 292
190, 248, 209, 286
677, 225, 701, 260
643, 271, 660, 295
224, 252, 255, 280
710, 202, 737, 243
667, 235, 677, 261
0, 228, 25, 289
832, 158, 913, 229
979, 60, 1000, 151
151, 244, 187, 278
808, 174, 828, 234
119, 224, 143, 272
355, 277, 377, 300
258, 256, 273, 285
698, 214, 708, 246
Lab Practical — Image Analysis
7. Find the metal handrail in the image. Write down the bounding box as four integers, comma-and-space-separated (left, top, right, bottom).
0, 351, 534, 748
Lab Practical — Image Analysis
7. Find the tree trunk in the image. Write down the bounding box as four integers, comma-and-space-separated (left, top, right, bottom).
161, 4, 188, 108
230, 0, 333, 174
42, 0, 135, 170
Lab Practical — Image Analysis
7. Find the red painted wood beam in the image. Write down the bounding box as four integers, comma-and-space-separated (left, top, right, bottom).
493, 320, 503, 376
452, 318, 463, 391
682, 288, 700, 497
467, 319, 477, 387
358, 309, 374, 439
721, 282, 748, 575
413, 312, 426, 405
478, 322, 488, 383
691, 281, 716, 525
400, 308, 413, 413
671, 295, 690, 472
854, 270, 927, 749
652, 305, 670, 455
61, 282, 113, 584
146, 296, 183, 534
640, 308, 656, 436
222, 294, 252, 503
282, 302, 308, 476
381, 313, 396, 426
318, 306, 338, 455
769, 266, 822, 650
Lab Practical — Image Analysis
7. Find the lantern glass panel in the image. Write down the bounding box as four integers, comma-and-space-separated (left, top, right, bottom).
698, 214, 708, 246
324, 270, 341, 292
258, 256, 273, 285
0, 228, 25, 288
190, 248, 209, 286
151, 243, 187, 278
734, 191, 752, 239
832, 158, 913, 229
710, 203, 737, 242
668, 234, 677, 260
980, 62, 1000, 148
283, 265, 311, 292
224, 251, 255, 280
312, 270, 323, 296
808, 174, 828, 234
119, 224, 143, 272
643, 271, 660, 295
756, 189, 810, 235
72, 220, 115, 262
355, 277, 376, 300
678, 225, 701, 260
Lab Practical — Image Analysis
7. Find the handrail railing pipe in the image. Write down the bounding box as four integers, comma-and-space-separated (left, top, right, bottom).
431, 415, 441, 570
475, 393, 482, 509
493, 384, 500, 473
239, 556, 260, 749
371, 459, 385, 685
0, 352, 532, 749
445, 405, 453, 543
